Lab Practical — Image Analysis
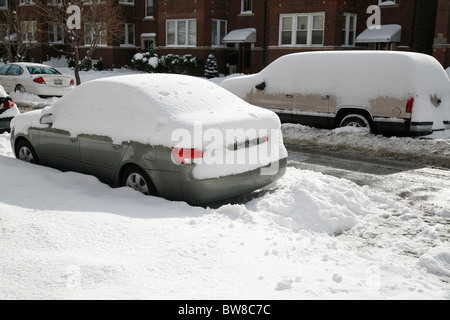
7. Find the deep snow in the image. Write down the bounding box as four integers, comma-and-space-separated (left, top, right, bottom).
1, 126, 449, 299
1, 65, 449, 300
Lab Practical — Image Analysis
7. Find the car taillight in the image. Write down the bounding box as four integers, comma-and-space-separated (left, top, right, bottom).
0, 99, 14, 110
70, 79, 75, 86
406, 97, 414, 113
33, 77, 46, 84
172, 148, 204, 164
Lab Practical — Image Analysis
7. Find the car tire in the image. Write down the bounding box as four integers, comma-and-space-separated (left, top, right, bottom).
122, 166, 157, 196
339, 114, 370, 129
15, 85, 26, 94
16, 140, 40, 165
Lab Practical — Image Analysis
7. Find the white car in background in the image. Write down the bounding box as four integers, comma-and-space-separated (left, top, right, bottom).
0, 63, 74, 97
0, 84, 19, 132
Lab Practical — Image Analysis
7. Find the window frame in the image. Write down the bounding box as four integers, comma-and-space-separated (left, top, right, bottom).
342, 13, 357, 47
145, 0, 154, 18
84, 22, 107, 46
241, 0, 252, 14
22, 21, 37, 43
279, 13, 325, 47
0, 0, 8, 10
166, 19, 197, 47
19, 0, 35, 5
211, 19, 227, 47
120, 23, 135, 47
378, 0, 396, 6
48, 22, 64, 44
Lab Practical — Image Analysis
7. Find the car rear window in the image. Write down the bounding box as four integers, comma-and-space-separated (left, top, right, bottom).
26, 66, 62, 75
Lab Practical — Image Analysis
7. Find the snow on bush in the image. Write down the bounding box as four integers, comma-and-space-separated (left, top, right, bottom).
204, 54, 219, 79
131, 52, 203, 76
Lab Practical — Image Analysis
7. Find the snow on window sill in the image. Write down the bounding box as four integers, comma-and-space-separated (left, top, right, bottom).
143, 16, 154, 21
239, 12, 254, 17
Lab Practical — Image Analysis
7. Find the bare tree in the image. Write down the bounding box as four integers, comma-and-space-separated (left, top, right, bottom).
36, 0, 122, 85
0, 7, 38, 62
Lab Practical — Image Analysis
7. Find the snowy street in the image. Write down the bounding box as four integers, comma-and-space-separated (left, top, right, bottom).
1, 123, 449, 299
1, 64, 449, 300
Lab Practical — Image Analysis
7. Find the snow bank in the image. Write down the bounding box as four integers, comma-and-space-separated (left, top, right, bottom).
282, 124, 450, 168
1, 132, 449, 299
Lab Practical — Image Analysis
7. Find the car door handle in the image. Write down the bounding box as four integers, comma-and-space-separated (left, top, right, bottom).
286, 94, 293, 98
321, 95, 330, 100
112, 144, 123, 150
69, 137, 78, 143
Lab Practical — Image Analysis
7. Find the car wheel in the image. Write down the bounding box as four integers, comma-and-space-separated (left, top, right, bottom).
15, 85, 26, 94
122, 166, 157, 196
16, 140, 40, 164
339, 114, 370, 129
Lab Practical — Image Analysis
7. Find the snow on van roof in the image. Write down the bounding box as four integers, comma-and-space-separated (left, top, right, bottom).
47, 74, 280, 146
222, 51, 450, 110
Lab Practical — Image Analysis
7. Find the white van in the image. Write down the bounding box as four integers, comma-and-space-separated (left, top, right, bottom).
221, 51, 450, 136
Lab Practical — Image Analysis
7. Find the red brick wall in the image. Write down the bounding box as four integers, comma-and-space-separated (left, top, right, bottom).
433, 0, 450, 67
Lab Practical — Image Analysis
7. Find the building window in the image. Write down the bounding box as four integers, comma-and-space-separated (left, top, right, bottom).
279, 13, 325, 46
120, 23, 135, 46
22, 21, 36, 42
166, 19, 196, 46
141, 35, 155, 54
19, 0, 35, 5
145, 0, 154, 18
342, 13, 357, 46
84, 23, 107, 46
119, 0, 134, 4
212, 20, 227, 47
241, 0, 252, 14
49, 23, 64, 43
47, 0, 63, 5
0, 0, 8, 9
378, 0, 396, 6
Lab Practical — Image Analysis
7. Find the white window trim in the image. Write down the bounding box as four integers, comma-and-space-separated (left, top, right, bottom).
145, 0, 154, 19
119, 0, 134, 5
342, 13, 357, 47
84, 23, 107, 46
47, 0, 63, 6
279, 13, 325, 47
166, 19, 197, 47
49, 23, 64, 44
241, 0, 252, 14
22, 21, 37, 43
0, 0, 8, 10
212, 19, 227, 47
19, 0, 35, 5
378, 0, 396, 6
120, 23, 135, 47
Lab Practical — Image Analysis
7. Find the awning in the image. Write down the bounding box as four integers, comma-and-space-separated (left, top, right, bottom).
223, 28, 256, 43
140, 33, 156, 38
355, 24, 402, 43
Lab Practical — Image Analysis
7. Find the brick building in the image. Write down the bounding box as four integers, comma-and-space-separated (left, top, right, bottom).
0, 0, 448, 74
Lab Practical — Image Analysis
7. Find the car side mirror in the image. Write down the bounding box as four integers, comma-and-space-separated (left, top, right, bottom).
255, 82, 266, 91
40, 113, 54, 125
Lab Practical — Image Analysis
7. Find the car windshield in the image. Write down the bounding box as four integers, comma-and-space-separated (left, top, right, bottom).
26, 66, 62, 75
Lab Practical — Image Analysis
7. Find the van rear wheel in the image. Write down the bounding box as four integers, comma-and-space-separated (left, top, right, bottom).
339, 114, 370, 129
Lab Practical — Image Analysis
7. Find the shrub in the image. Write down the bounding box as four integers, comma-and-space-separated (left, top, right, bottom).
131, 53, 204, 76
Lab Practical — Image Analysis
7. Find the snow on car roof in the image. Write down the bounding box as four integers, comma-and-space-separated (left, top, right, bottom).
47, 74, 280, 146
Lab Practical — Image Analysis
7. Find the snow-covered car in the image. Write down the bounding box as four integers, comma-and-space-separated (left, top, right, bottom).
0, 84, 20, 132
0, 62, 74, 97
10, 74, 287, 205
221, 51, 450, 136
